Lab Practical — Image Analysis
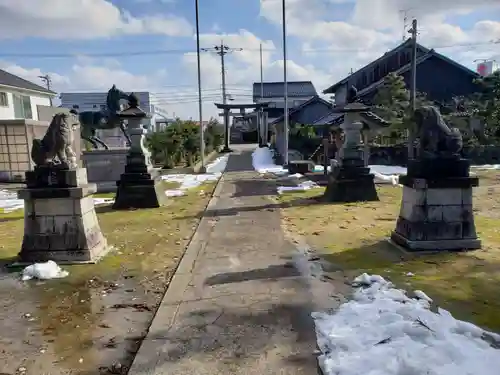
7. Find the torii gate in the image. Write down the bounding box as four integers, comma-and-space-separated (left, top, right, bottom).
214, 102, 270, 151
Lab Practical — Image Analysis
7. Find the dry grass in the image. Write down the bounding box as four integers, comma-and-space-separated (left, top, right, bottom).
278, 169, 500, 332
0, 182, 216, 374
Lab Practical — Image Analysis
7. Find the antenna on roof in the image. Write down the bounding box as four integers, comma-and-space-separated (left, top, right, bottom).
399, 8, 413, 42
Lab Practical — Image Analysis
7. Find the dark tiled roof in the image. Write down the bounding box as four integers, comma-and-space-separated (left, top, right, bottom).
253, 81, 317, 101
313, 112, 343, 126
323, 39, 426, 94
312, 111, 389, 128
0, 68, 56, 95
323, 41, 479, 95
355, 51, 479, 98
269, 95, 334, 126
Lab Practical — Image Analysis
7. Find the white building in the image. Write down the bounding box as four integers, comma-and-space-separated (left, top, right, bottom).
60, 91, 172, 148
59, 91, 170, 131
0, 68, 56, 120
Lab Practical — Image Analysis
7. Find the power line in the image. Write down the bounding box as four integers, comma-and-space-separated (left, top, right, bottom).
2, 40, 497, 59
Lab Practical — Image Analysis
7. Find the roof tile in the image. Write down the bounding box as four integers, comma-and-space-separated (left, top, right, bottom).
0, 68, 56, 95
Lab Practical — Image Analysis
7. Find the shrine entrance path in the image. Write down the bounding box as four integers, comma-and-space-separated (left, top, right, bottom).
128, 145, 331, 375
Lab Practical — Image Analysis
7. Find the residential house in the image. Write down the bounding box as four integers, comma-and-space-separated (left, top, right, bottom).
323, 39, 480, 106
269, 95, 335, 161
0, 69, 58, 182
0, 68, 56, 121
253, 81, 318, 123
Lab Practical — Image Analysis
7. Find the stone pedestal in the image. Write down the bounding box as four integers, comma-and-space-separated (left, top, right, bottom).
324, 157, 379, 202
18, 167, 110, 263
323, 111, 379, 203
82, 149, 128, 193
113, 105, 165, 210
391, 158, 481, 251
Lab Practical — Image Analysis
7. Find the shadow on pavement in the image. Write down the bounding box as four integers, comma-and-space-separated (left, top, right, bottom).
204, 263, 300, 286
124, 302, 320, 375
176, 196, 327, 219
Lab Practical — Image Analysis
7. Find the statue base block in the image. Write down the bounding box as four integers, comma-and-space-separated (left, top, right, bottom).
323, 159, 379, 203
18, 168, 110, 264
82, 149, 128, 193
113, 151, 166, 209
391, 173, 481, 252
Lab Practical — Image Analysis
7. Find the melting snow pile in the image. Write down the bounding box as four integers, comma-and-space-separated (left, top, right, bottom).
21, 260, 69, 281
315, 164, 405, 186
370, 165, 406, 186
0, 189, 114, 213
277, 180, 320, 194
471, 164, 500, 170
0, 189, 24, 212
161, 154, 229, 197
251, 147, 288, 175
313, 273, 500, 375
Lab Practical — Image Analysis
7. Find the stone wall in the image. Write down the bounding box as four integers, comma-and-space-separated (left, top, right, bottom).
369, 145, 500, 166
0, 119, 82, 182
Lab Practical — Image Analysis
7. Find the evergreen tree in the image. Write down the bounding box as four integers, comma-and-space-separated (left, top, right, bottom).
472, 70, 500, 136
373, 73, 410, 130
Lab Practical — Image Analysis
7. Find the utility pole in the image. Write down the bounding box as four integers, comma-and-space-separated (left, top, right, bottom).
260, 43, 265, 146
408, 18, 418, 159
39, 74, 53, 106
282, 0, 289, 165
195, 0, 205, 172
202, 43, 242, 152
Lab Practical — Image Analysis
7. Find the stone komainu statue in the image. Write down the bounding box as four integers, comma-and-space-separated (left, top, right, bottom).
31, 112, 78, 169
414, 105, 463, 158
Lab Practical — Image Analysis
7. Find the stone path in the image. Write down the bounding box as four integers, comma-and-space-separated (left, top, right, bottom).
128, 146, 329, 375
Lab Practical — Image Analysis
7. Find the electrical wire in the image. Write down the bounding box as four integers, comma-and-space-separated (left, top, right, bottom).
1, 40, 498, 59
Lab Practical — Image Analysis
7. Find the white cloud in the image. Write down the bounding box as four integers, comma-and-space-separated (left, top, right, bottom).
261, 0, 500, 83
2, 0, 500, 121
0, 0, 193, 39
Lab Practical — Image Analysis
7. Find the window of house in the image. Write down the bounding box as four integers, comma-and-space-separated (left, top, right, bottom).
12, 94, 33, 119
0, 92, 8, 107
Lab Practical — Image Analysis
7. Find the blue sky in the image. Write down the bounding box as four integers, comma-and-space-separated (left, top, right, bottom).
0, 0, 499, 118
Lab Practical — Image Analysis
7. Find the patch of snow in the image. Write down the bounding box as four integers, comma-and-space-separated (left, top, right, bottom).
0, 189, 24, 212
314, 273, 500, 375
21, 260, 69, 281
471, 164, 500, 170
314, 164, 405, 185
277, 180, 321, 195
251, 147, 288, 175
93, 197, 115, 206
0, 190, 114, 213
161, 154, 229, 197
413, 289, 433, 302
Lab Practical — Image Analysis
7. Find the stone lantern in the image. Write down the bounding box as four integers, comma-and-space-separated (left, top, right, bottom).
112, 94, 165, 209
323, 87, 379, 202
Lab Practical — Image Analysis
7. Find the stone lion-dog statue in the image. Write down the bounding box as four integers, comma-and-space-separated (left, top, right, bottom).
31, 112, 79, 169
414, 105, 463, 159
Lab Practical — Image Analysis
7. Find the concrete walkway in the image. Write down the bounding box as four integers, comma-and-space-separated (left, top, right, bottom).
129, 147, 323, 375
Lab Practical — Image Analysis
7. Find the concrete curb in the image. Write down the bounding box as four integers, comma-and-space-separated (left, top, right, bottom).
127, 172, 225, 374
